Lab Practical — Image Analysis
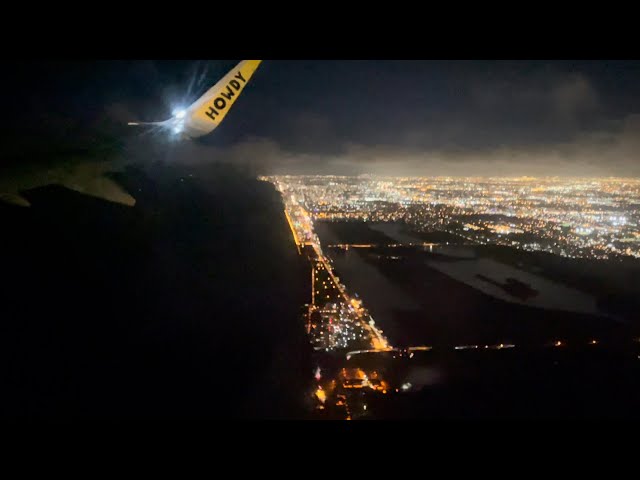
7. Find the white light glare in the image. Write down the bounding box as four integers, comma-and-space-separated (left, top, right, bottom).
173, 108, 186, 119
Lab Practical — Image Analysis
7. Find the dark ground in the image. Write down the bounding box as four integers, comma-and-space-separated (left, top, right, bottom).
354, 346, 640, 419
315, 220, 396, 245
312, 220, 640, 418
354, 248, 632, 348
315, 221, 638, 347
0, 163, 313, 419
476, 244, 640, 323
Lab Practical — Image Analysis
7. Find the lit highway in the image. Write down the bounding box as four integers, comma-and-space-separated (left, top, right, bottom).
327, 242, 440, 249
281, 196, 390, 351
310, 237, 389, 350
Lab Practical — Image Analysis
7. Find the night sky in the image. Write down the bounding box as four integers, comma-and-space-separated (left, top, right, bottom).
3, 60, 640, 176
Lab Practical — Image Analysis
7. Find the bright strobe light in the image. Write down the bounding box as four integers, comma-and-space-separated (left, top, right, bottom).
171, 108, 186, 136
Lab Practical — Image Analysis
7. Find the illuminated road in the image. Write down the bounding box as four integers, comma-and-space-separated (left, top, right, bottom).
327, 243, 440, 249
283, 209, 302, 254
292, 203, 390, 350
279, 194, 390, 351
309, 239, 389, 349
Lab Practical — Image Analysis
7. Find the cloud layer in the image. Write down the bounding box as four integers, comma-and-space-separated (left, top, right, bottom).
124, 61, 640, 177
136, 113, 640, 177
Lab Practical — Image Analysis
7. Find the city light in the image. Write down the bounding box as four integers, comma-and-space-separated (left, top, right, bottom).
261, 175, 640, 261
257, 174, 640, 420
315, 387, 327, 404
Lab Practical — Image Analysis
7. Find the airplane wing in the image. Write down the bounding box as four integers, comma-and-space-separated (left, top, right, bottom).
0, 162, 135, 208
0, 61, 263, 208
131, 60, 262, 139
60, 174, 136, 206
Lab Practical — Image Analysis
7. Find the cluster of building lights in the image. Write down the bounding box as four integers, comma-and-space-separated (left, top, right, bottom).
261, 175, 640, 260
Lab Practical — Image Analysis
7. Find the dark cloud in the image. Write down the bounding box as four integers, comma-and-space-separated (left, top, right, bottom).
176, 110, 640, 177
197, 61, 639, 177
3, 60, 639, 178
